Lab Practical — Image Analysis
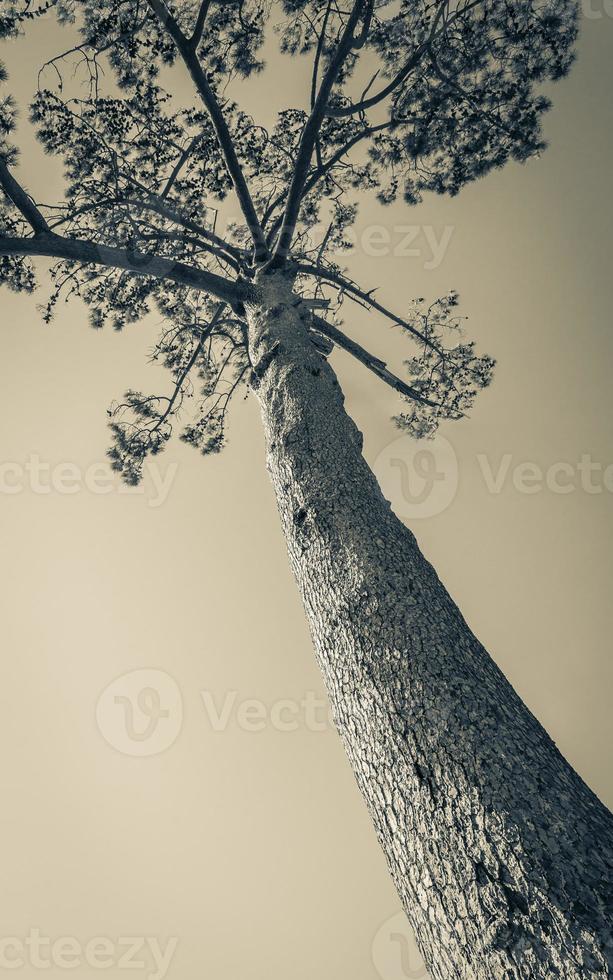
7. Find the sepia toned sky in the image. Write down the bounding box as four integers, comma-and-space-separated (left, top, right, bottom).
1, 7, 612, 979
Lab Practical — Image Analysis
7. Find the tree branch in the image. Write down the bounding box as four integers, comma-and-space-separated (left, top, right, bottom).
50, 196, 244, 265
0, 159, 51, 235
311, 314, 454, 412
271, 0, 367, 263
154, 302, 226, 433
189, 0, 212, 49
302, 121, 389, 197
146, 0, 268, 261
351, 0, 374, 50
132, 228, 240, 273
263, 122, 389, 245
325, 0, 484, 118
297, 261, 441, 353
0, 232, 251, 306
160, 134, 203, 200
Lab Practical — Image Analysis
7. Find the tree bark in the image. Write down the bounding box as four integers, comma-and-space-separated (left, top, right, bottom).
245, 271, 613, 980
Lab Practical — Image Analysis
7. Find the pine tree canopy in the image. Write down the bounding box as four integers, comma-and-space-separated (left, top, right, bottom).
0, 0, 578, 480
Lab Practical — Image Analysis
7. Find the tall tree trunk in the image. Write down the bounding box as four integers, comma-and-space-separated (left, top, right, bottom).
245, 271, 613, 980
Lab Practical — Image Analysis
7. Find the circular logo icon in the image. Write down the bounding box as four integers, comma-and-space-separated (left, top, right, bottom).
96, 669, 183, 757
373, 433, 458, 519
372, 911, 428, 980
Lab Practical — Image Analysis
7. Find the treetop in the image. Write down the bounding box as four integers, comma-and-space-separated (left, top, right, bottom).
0, 0, 577, 478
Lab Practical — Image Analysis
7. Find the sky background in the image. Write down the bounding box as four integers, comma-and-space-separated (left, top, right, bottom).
1, 5, 612, 979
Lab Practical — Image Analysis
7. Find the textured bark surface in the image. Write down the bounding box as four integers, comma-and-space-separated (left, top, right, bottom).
245, 271, 613, 980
